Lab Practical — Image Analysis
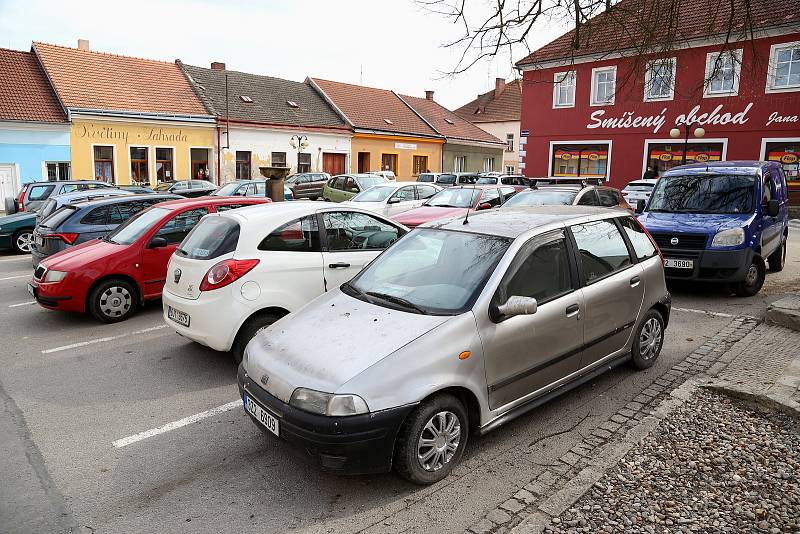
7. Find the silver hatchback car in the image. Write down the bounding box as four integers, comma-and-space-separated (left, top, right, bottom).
238, 206, 670, 484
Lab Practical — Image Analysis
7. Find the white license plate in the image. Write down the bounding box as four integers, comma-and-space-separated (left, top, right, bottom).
664, 258, 694, 269
244, 394, 280, 436
27, 283, 35, 297
34, 235, 43, 247
167, 306, 190, 327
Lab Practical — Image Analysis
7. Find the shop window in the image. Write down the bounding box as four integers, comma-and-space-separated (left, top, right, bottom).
644, 58, 676, 101
298, 152, 311, 173
454, 155, 467, 172
551, 143, 609, 179
704, 50, 742, 97
94, 146, 114, 183
591, 66, 617, 105
381, 153, 397, 175
130, 147, 149, 184
191, 148, 210, 181
155, 148, 174, 182
483, 157, 495, 173
46, 162, 70, 181
413, 155, 428, 175
272, 152, 287, 167
236, 151, 251, 180
553, 71, 576, 108
767, 41, 800, 92
506, 134, 514, 152
764, 141, 799, 182
646, 142, 724, 176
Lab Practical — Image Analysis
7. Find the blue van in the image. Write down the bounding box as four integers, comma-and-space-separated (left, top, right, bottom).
637, 161, 789, 297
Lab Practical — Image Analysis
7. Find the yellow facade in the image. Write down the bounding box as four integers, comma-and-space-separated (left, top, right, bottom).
70, 119, 215, 185
350, 134, 443, 181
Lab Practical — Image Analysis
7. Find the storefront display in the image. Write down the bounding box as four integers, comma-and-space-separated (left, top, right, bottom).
764, 141, 799, 182
551, 144, 609, 179
646, 143, 723, 175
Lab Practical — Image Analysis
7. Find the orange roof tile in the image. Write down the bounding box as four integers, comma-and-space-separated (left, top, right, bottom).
454, 79, 522, 123
0, 47, 66, 123
400, 95, 504, 145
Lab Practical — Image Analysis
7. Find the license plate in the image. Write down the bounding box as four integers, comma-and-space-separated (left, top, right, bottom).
664, 258, 694, 269
244, 394, 280, 436
167, 306, 190, 327
27, 283, 35, 297
34, 235, 43, 247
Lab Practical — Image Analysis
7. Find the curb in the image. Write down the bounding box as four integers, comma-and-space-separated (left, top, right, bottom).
788, 219, 800, 229
765, 296, 800, 332
702, 382, 800, 421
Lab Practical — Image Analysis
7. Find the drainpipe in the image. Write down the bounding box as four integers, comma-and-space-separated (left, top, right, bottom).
216, 126, 222, 183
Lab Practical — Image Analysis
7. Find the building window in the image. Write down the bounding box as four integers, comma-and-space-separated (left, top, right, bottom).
454, 155, 467, 172
298, 152, 311, 173
705, 50, 742, 97
381, 153, 398, 175
483, 157, 495, 173
191, 148, 210, 181
236, 151, 251, 180
272, 152, 287, 167
591, 66, 617, 106
646, 142, 724, 176
46, 162, 70, 181
130, 147, 149, 184
551, 143, 609, 179
763, 141, 800, 182
505, 165, 515, 174
552, 71, 576, 108
767, 41, 800, 92
93, 146, 114, 183
155, 148, 174, 182
412, 155, 428, 175
506, 133, 514, 152
644, 58, 676, 101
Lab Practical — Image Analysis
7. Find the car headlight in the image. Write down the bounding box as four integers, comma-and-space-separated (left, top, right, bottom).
289, 388, 369, 416
711, 228, 745, 248
43, 270, 67, 283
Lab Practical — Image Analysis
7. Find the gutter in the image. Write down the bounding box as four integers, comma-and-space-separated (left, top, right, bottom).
68, 108, 216, 123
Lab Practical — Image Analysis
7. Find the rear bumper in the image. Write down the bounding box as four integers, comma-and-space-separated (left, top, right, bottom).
662, 247, 753, 282
162, 287, 246, 352
238, 364, 414, 474
0, 233, 12, 250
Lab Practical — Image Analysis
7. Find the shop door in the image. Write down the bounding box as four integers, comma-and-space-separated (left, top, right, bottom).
357, 152, 370, 173
323, 153, 346, 175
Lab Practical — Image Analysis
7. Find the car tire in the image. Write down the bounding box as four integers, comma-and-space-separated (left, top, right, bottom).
630, 309, 665, 370
394, 394, 468, 485
231, 311, 281, 364
730, 256, 766, 297
11, 230, 34, 254
88, 279, 138, 323
767, 237, 786, 272
4, 197, 18, 214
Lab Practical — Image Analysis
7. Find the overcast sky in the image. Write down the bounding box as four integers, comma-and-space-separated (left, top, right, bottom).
0, 0, 568, 110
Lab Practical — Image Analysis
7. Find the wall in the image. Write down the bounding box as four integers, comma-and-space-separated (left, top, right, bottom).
442, 142, 505, 172
0, 122, 70, 185
471, 120, 521, 173
219, 126, 351, 182
70, 118, 215, 185
350, 134, 443, 181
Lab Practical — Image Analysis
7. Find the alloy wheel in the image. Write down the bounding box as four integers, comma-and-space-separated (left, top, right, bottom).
16, 232, 33, 253
639, 317, 663, 360
417, 411, 461, 472
744, 264, 759, 286
99, 286, 132, 318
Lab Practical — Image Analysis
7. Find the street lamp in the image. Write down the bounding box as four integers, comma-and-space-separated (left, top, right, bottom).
289, 135, 309, 172
669, 124, 706, 165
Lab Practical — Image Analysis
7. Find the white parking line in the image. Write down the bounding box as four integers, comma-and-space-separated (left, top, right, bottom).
0, 256, 30, 263
0, 274, 30, 281
41, 324, 169, 354
112, 399, 243, 448
673, 306, 756, 320
8, 301, 36, 308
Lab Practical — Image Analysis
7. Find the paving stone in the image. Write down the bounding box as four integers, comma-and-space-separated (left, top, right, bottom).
470, 519, 496, 534
487, 509, 512, 525
500, 499, 526, 514
514, 489, 538, 505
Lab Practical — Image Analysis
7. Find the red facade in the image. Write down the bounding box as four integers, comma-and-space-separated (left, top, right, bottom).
519, 33, 800, 201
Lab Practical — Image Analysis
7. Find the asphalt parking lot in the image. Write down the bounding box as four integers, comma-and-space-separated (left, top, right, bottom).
1, 230, 798, 534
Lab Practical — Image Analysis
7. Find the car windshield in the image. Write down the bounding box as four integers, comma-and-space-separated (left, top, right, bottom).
357, 176, 386, 189
436, 174, 457, 185
648, 174, 756, 214
105, 207, 170, 245
503, 189, 577, 207
623, 181, 655, 191
425, 188, 480, 208
344, 228, 510, 315
477, 177, 498, 184
214, 183, 241, 196
352, 186, 395, 202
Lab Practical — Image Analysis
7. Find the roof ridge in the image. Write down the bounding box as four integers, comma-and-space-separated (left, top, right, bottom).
0, 47, 31, 55
311, 77, 396, 93
185, 64, 306, 85
33, 41, 181, 67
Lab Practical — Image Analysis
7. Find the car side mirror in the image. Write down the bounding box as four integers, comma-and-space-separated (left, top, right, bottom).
493, 296, 538, 321
766, 199, 779, 217
148, 236, 168, 248
350, 188, 359, 193
477, 202, 492, 211
635, 199, 646, 214
387, 197, 401, 204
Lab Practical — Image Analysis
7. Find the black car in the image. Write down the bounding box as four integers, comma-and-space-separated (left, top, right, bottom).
153, 180, 217, 197
119, 184, 156, 194
31, 194, 180, 266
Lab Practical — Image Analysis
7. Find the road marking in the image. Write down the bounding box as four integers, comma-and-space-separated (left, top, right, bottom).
0, 274, 30, 281
8, 301, 36, 308
673, 306, 756, 320
0, 256, 31, 263
112, 399, 243, 448
41, 324, 169, 354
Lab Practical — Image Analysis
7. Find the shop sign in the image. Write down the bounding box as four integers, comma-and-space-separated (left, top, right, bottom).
695, 153, 710, 162
767, 112, 799, 127
77, 123, 189, 144
781, 153, 799, 164
659, 153, 673, 161
586, 103, 754, 134
395, 142, 417, 150
587, 153, 599, 161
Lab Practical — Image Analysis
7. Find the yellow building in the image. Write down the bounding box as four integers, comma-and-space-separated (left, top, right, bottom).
350, 133, 443, 179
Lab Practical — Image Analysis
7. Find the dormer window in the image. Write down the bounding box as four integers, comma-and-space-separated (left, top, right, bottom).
444, 118, 454, 124
384, 118, 393, 124
240, 95, 253, 103
287, 100, 299, 108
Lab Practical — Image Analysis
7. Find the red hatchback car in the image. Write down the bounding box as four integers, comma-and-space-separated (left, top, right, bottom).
392, 185, 518, 228
29, 197, 270, 323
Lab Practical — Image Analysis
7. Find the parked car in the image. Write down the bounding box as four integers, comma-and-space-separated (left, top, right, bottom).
621, 179, 659, 205
0, 211, 37, 253
119, 184, 156, 194
476, 175, 529, 189
162, 202, 408, 362
637, 161, 789, 297
31, 194, 181, 266
239, 206, 670, 483
435, 172, 479, 186
285, 173, 330, 200
6, 180, 116, 214
322, 174, 388, 202
392, 185, 518, 228
416, 172, 441, 183
370, 170, 396, 181
28, 197, 270, 323
153, 180, 217, 197
341, 183, 441, 217
503, 184, 631, 211
212, 180, 294, 201
36, 188, 134, 223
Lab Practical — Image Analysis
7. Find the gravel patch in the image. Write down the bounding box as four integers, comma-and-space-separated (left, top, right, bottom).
547, 390, 800, 533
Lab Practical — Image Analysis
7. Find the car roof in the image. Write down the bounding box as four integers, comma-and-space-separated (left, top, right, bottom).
49, 189, 133, 201
218, 201, 388, 225
27, 180, 110, 187
150, 196, 268, 210
67, 193, 179, 209
663, 160, 777, 176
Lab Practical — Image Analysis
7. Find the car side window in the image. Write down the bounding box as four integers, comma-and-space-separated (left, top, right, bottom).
172, 182, 188, 191
500, 187, 517, 201
254, 182, 266, 196
391, 187, 415, 202
762, 173, 774, 204
496, 232, 572, 306
28, 185, 56, 201
216, 203, 250, 212
343, 177, 359, 193
597, 189, 618, 207
109, 202, 145, 224
322, 211, 402, 251
155, 208, 210, 244
577, 189, 601, 206
416, 185, 438, 199
332, 177, 345, 190
61, 184, 79, 193
482, 188, 502, 207
571, 219, 632, 284
80, 206, 111, 225
258, 216, 321, 252
619, 217, 658, 262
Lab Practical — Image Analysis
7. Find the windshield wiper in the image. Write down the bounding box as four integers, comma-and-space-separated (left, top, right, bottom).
365, 291, 425, 314
340, 281, 364, 298
175, 247, 189, 256
429, 204, 459, 208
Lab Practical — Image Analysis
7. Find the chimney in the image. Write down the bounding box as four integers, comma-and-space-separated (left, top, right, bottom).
77, 39, 90, 51
425, 90, 434, 101
495, 77, 506, 97
211, 62, 226, 70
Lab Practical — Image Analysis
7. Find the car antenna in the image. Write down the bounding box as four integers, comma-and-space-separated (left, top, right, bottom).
463, 179, 477, 225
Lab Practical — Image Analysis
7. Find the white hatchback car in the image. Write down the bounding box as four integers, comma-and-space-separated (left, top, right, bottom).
342, 183, 441, 217
162, 202, 407, 361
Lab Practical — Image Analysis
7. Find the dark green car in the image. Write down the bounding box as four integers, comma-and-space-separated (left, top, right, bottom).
0, 211, 36, 253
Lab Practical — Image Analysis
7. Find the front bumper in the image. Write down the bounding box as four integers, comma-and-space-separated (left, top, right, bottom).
662, 247, 753, 282
28, 278, 79, 311
238, 364, 414, 474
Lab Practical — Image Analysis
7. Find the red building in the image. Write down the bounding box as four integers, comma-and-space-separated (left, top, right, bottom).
516, 0, 800, 203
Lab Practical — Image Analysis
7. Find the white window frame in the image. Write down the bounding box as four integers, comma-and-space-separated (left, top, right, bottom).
640, 137, 729, 178
483, 157, 495, 173
704, 49, 742, 98
454, 155, 467, 172
644, 58, 676, 102
43, 161, 71, 181
590, 66, 617, 106
552, 70, 576, 109
506, 133, 514, 152
765, 40, 800, 94
505, 165, 515, 174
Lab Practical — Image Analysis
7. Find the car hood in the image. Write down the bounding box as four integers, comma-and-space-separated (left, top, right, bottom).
42, 239, 119, 270
0, 211, 36, 228
244, 288, 451, 403
392, 206, 469, 226
638, 211, 754, 235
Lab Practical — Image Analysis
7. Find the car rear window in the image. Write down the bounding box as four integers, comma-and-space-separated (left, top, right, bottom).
177, 216, 240, 260
28, 185, 55, 201
40, 206, 78, 229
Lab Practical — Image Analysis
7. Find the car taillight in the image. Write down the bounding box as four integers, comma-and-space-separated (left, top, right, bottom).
49, 232, 79, 245
199, 259, 259, 291
18, 186, 27, 212
634, 218, 663, 262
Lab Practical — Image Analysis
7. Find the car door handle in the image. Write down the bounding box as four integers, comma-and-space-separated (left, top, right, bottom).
566, 304, 580, 317
630, 276, 641, 287
328, 262, 351, 269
